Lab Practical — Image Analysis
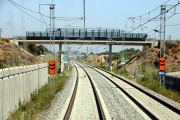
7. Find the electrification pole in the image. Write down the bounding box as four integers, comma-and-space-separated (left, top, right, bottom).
87, 47, 88, 63
49, 4, 56, 86
122, 31, 125, 76
159, 5, 166, 87
83, 0, 85, 42
169, 35, 171, 42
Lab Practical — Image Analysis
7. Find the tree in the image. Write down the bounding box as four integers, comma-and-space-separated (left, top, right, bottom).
90, 52, 94, 55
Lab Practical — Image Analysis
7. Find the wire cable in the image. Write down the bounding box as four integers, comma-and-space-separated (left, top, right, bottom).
167, 24, 180, 26
60, 19, 83, 30
39, 13, 49, 29
147, 13, 177, 34
55, 18, 82, 21
129, 3, 180, 33
8, 0, 50, 18
122, 19, 130, 31
134, 0, 170, 18
8, 0, 49, 25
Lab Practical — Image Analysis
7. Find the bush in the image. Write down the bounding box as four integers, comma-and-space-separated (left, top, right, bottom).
0, 38, 10, 43
177, 61, 180, 63
121, 68, 129, 76
171, 47, 178, 54
142, 61, 153, 72
165, 40, 168, 44
166, 42, 178, 49
165, 46, 170, 55
154, 58, 159, 68
174, 55, 178, 59
0, 59, 5, 69
142, 75, 149, 82
176, 40, 180, 44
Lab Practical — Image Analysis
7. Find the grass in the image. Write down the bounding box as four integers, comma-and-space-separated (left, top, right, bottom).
8, 67, 72, 120
166, 64, 180, 72
85, 60, 129, 77
136, 77, 180, 103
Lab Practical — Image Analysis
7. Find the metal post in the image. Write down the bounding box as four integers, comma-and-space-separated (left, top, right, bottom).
117, 57, 118, 70
106, 35, 108, 67
159, 5, 166, 87
87, 47, 88, 63
122, 31, 125, 76
49, 4, 56, 87
101, 57, 102, 66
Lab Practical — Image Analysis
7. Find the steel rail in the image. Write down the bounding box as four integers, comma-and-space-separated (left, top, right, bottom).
91, 64, 180, 116
75, 62, 106, 120
64, 63, 79, 120
75, 61, 158, 120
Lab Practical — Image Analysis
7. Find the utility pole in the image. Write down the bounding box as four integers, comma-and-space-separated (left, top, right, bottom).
83, 0, 85, 42
159, 5, 166, 87
169, 35, 171, 42
40, 4, 56, 87
87, 47, 88, 63
117, 57, 118, 70
50, 4, 56, 87
101, 57, 102, 66
122, 31, 125, 76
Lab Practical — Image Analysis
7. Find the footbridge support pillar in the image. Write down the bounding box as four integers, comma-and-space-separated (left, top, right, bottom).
59, 44, 62, 72
109, 44, 112, 67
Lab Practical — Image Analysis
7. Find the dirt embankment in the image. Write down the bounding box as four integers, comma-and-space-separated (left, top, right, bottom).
0, 40, 41, 68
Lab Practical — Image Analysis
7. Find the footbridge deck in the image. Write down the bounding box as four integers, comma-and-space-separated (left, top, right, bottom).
15, 28, 156, 42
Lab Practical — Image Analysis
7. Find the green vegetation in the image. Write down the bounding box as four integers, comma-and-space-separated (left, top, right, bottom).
137, 76, 180, 103
153, 58, 159, 69
171, 47, 178, 54
166, 42, 178, 49
99, 48, 140, 61
0, 38, 10, 43
0, 52, 21, 69
8, 68, 71, 120
176, 39, 180, 44
142, 61, 159, 80
166, 64, 180, 72
141, 75, 149, 82
165, 46, 170, 55
27, 44, 50, 56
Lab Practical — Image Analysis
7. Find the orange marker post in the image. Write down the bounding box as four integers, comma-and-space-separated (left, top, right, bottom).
159, 57, 165, 71
49, 61, 55, 74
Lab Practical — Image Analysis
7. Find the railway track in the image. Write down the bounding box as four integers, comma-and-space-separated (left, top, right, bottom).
63, 62, 106, 120
74, 61, 180, 120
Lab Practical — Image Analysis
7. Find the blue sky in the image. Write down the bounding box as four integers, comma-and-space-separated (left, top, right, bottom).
0, 0, 180, 53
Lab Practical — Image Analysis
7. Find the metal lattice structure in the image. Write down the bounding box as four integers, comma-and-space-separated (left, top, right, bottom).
159, 5, 166, 87
49, 4, 56, 86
